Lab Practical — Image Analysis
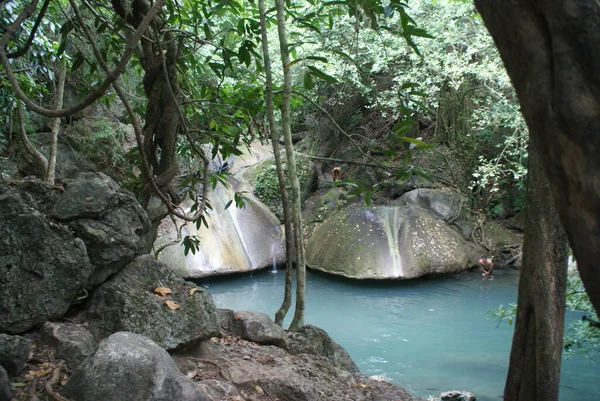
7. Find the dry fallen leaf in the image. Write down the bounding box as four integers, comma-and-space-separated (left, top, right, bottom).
254, 385, 264, 394
28, 368, 52, 377
189, 288, 199, 296
154, 287, 172, 296
233, 312, 242, 320
358, 383, 368, 388
165, 300, 180, 310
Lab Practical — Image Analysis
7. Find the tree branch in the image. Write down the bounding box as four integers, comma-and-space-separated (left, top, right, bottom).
0, 0, 165, 118
6, 0, 51, 59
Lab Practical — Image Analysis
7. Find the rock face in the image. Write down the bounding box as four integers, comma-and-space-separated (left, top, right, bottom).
231, 311, 286, 346
40, 322, 98, 369
284, 325, 358, 373
53, 172, 151, 286
0, 183, 92, 333
0, 334, 31, 376
86, 255, 220, 350
0, 366, 12, 401
62, 332, 210, 401
306, 205, 478, 279
395, 188, 462, 222
156, 177, 285, 278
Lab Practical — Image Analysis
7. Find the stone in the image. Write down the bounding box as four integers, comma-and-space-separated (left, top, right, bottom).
53, 172, 151, 286
40, 322, 98, 369
62, 332, 212, 401
0, 184, 92, 333
395, 188, 463, 222
440, 390, 476, 401
231, 311, 286, 346
306, 205, 479, 279
156, 177, 285, 278
0, 334, 31, 376
86, 255, 220, 350
283, 325, 358, 373
0, 366, 12, 401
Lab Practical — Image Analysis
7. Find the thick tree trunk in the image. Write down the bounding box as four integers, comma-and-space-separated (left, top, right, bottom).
45, 62, 66, 185
258, 0, 294, 327
474, 0, 600, 316
274, 0, 307, 331
504, 133, 568, 401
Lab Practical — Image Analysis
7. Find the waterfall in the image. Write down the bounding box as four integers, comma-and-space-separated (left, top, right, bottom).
271, 242, 279, 273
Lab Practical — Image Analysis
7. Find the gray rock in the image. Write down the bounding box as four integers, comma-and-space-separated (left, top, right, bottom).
86, 255, 219, 350
284, 325, 358, 373
440, 390, 476, 401
0, 185, 92, 333
218, 309, 235, 333
62, 332, 212, 401
0, 366, 13, 401
40, 322, 98, 369
0, 334, 31, 376
231, 311, 286, 346
306, 205, 479, 279
395, 188, 463, 222
53, 172, 151, 286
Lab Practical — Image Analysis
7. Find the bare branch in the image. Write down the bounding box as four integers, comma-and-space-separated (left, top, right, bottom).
6, 0, 51, 59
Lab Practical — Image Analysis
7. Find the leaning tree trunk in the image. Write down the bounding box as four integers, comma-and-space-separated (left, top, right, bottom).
111, 0, 181, 246
258, 0, 295, 327
504, 133, 569, 401
45, 62, 66, 185
274, 0, 307, 331
474, 0, 600, 316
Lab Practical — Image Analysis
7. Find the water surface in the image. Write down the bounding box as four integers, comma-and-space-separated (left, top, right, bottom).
196, 268, 600, 401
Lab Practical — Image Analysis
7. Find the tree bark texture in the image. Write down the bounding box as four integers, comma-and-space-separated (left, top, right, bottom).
474, 0, 600, 315
46, 62, 66, 185
275, 0, 307, 331
258, 0, 294, 327
504, 133, 568, 401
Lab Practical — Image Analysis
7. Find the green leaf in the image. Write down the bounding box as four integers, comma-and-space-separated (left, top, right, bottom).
71, 52, 85, 72
303, 71, 314, 89
306, 66, 337, 83
224, 199, 233, 210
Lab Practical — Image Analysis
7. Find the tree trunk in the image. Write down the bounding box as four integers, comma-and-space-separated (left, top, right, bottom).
111, 0, 181, 244
16, 103, 47, 174
45, 62, 66, 185
504, 133, 568, 401
258, 0, 294, 327
274, 0, 307, 331
474, 0, 600, 316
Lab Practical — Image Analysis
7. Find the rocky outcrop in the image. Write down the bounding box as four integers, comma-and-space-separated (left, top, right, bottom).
306, 205, 479, 279
156, 177, 285, 278
62, 332, 213, 401
284, 325, 358, 373
395, 188, 463, 222
53, 172, 151, 286
0, 334, 31, 376
0, 183, 92, 333
230, 311, 286, 346
86, 255, 220, 350
40, 322, 98, 369
0, 366, 12, 401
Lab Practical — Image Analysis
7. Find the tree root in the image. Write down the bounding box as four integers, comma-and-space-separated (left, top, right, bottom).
44, 361, 70, 401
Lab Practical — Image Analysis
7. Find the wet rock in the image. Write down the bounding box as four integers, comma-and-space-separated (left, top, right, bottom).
40, 322, 98, 369
0, 334, 31, 376
440, 390, 476, 401
395, 188, 463, 222
86, 255, 219, 350
231, 311, 286, 346
0, 184, 93, 333
0, 366, 12, 401
62, 332, 210, 401
53, 172, 151, 286
306, 205, 478, 279
284, 325, 358, 373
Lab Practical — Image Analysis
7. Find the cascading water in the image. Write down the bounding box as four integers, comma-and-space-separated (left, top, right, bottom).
271, 242, 279, 273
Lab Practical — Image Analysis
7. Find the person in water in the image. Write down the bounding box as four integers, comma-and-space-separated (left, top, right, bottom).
480, 255, 494, 279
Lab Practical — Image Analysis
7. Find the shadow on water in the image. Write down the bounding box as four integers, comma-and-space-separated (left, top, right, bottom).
194, 267, 600, 401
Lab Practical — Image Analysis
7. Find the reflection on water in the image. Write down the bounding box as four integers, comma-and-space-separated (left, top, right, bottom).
195, 268, 600, 401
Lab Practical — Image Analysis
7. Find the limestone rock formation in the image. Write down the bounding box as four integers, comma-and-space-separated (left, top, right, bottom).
86, 255, 220, 350
62, 332, 212, 401
0, 183, 92, 333
306, 205, 478, 279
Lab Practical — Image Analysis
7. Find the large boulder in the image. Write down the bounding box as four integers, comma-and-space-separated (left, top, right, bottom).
86, 255, 220, 350
230, 311, 286, 346
395, 188, 463, 222
0, 366, 12, 401
0, 183, 93, 333
0, 334, 31, 376
306, 205, 479, 279
40, 322, 98, 369
283, 325, 358, 373
53, 172, 151, 286
62, 332, 212, 401
156, 177, 285, 278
